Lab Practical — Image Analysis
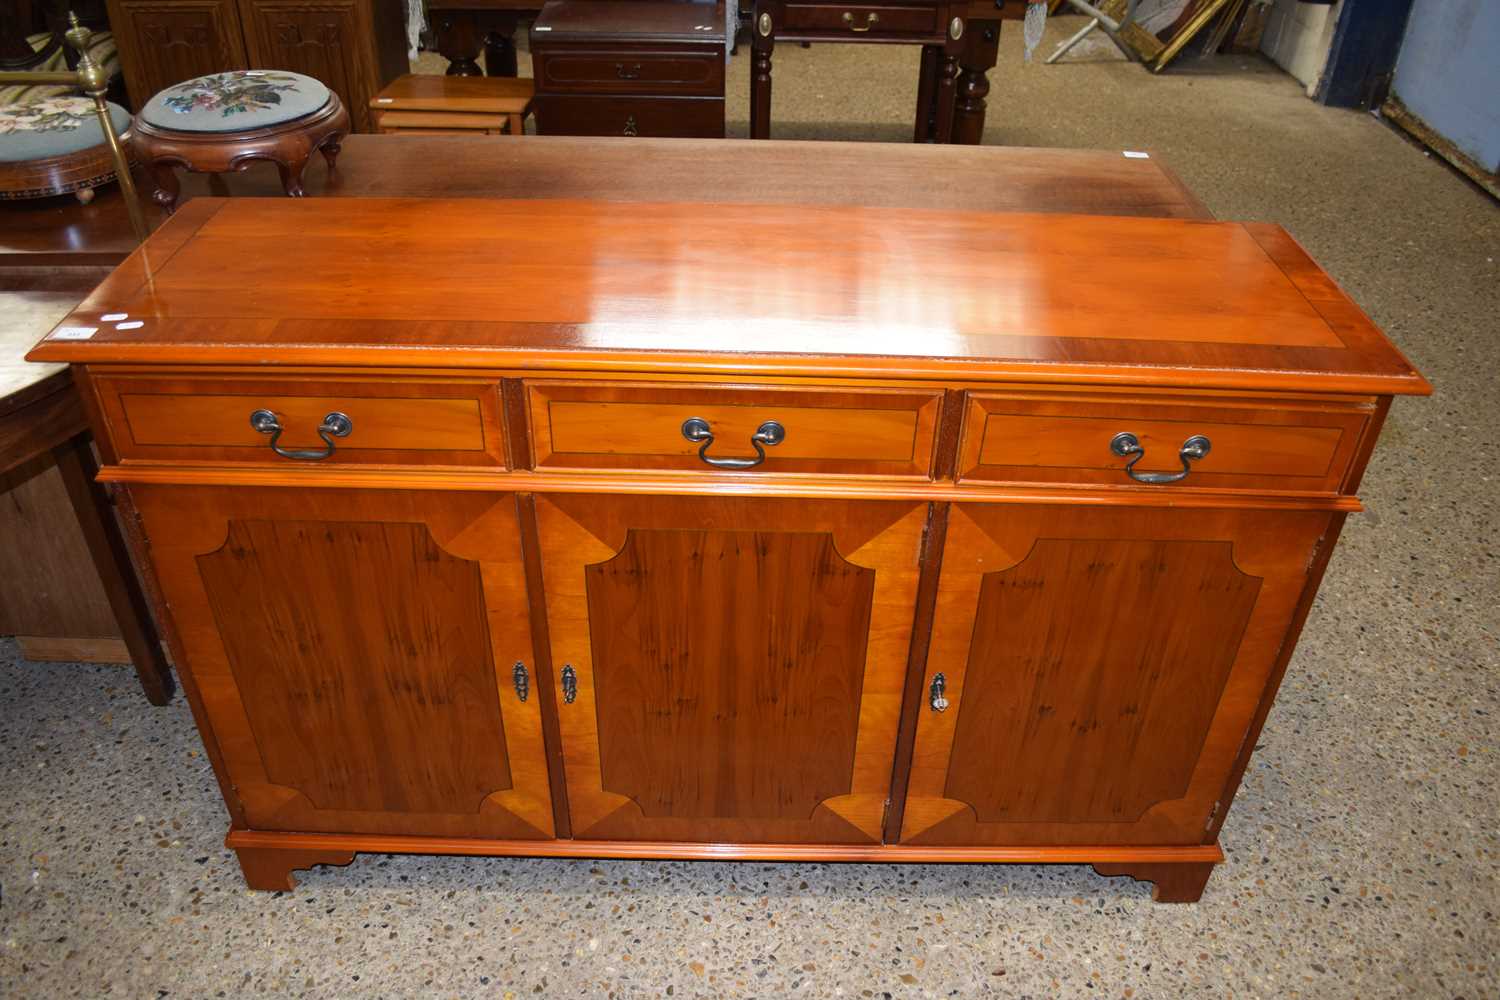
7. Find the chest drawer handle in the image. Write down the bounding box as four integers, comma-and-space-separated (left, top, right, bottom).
681, 417, 786, 469
842, 10, 880, 30
929, 672, 949, 712
616, 62, 642, 79
561, 664, 578, 704
250, 408, 352, 461
1109, 432, 1212, 484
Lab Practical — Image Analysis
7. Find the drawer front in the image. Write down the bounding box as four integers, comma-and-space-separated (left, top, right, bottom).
527, 381, 942, 477
94, 374, 507, 467
533, 94, 724, 137
781, 4, 940, 37
957, 390, 1373, 493
535, 47, 724, 96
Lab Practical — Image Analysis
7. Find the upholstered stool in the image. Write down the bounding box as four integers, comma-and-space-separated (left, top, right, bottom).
0, 95, 132, 203
130, 70, 349, 212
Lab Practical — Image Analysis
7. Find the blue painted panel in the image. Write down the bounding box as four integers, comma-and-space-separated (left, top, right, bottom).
1392, 0, 1500, 170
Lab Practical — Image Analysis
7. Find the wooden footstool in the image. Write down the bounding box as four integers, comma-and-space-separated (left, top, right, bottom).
130, 70, 349, 212
370, 74, 534, 136
0, 96, 133, 204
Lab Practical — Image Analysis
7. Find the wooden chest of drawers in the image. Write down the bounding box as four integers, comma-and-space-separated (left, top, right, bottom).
29, 197, 1428, 902
530, 1, 727, 138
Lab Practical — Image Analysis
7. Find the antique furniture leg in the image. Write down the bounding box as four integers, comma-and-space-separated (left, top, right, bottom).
148, 162, 180, 211
50, 433, 174, 706
235, 845, 357, 891
484, 25, 519, 77
276, 158, 308, 197
1093, 862, 1217, 903
953, 17, 1000, 144
319, 136, 341, 170
432, 11, 486, 75
933, 51, 959, 143
914, 43, 939, 141
750, 4, 775, 139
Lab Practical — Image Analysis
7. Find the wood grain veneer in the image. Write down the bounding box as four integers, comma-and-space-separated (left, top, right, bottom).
29, 194, 1429, 903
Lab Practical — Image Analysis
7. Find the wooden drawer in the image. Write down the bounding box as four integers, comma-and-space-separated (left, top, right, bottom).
527, 381, 942, 477
93, 374, 507, 467
957, 390, 1373, 493
534, 47, 724, 96
781, 3, 940, 38
533, 94, 724, 137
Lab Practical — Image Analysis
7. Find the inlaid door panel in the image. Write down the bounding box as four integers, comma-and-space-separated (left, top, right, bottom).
535, 494, 928, 844
107, 0, 249, 107
132, 485, 553, 839
901, 503, 1333, 847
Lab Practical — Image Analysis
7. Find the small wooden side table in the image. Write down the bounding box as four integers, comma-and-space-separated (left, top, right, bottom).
371, 75, 534, 135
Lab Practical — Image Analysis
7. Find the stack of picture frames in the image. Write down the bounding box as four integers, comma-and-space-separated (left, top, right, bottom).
1049, 0, 1270, 72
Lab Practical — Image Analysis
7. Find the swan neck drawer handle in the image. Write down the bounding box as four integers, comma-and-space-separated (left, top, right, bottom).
512, 661, 529, 703
681, 417, 786, 469
842, 10, 879, 30
561, 664, 578, 704
250, 409, 352, 461
929, 673, 949, 713
1109, 432, 1212, 484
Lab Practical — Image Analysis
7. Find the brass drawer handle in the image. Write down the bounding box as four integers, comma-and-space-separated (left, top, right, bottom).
1109, 432, 1212, 484
616, 62, 642, 79
561, 664, 577, 704
842, 10, 880, 30
513, 661, 529, 702
250, 408, 352, 461
681, 417, 786, 469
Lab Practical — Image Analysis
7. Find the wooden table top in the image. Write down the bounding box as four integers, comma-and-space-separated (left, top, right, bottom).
31, 197, 1428, 395
0, 136, 1212, 271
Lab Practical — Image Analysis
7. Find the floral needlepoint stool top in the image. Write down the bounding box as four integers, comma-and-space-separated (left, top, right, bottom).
140, 71, 332, 133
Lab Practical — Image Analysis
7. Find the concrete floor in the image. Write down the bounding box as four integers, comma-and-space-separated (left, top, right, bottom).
3, 15, 1497, 999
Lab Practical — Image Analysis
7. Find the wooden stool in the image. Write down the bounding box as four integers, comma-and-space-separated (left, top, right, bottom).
0, 96, 133, 204
130, 70, 349, 212
371, 74, 534, 136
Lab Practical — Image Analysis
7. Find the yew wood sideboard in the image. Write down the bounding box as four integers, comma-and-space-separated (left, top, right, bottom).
29, 197, 1429, 902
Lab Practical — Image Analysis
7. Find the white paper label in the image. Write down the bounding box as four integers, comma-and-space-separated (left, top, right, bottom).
101, 312, 128, 322
1123, 150, 1150, 159
115, 320, 145, 330
52, 326, 97, 340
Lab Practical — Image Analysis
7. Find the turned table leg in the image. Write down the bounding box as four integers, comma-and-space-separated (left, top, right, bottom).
750, 6, 775, 139
1093, 861, 1217, 903
51, 434, 174, 707
484, 28, 519, 77
953, 17, 1000, 145
236, 846, 357, 891
914, 44, 939, 142
933, 52, 960, 144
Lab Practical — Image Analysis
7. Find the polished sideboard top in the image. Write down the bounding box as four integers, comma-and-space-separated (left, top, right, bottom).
30, 197, 1430, 397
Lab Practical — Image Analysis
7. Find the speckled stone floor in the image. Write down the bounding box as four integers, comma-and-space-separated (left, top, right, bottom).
3, 14, 1497, 999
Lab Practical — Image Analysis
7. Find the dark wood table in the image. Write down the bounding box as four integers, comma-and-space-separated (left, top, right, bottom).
425, 0, 1027, 143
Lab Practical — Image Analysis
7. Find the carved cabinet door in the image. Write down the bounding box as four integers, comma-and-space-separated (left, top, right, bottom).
900, 504, 1334, 847
106, 0, 249, 107
235, 0, 378, 129
132, 486, 555, 840
534, 494, 929, 845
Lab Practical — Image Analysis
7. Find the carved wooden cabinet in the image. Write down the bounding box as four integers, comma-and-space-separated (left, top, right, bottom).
30, 197, 1428, 903
105, 0, 407, 130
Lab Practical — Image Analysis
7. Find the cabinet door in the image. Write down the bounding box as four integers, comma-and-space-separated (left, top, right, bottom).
535, 494, 928, 844
107, 0, 248, 107
236, 0, 377, 130
133, 486, 554, 840
901, 504, 1333, 847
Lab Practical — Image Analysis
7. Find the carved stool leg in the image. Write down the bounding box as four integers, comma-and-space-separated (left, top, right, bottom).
236, 846, 357, 891
1093, 861, 1216, 903
276, 157, 309, 198
149, 161, 180, 213
320, 137, 343, 170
